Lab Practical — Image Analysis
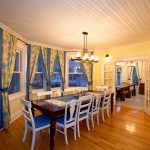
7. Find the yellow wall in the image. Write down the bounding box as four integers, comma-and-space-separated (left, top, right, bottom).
93, 41, 150, 90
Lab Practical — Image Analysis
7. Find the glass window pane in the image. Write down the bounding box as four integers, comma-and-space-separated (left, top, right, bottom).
9, 73, 20, 94
37, 53, 43, 72
54, 56, 61, 73
117, 72, 121, 85
69, 74, 86, 87
51, 74, 61, 87
69, 60, 82, 73
14, 52, 19, 71
32, 74, 43, 89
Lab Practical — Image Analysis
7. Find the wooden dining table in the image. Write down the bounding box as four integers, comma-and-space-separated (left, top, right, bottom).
31, 91, 114, 150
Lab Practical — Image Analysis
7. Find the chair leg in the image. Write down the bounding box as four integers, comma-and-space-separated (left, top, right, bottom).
22, 125, 28, 142
102, 110, 105, 122
107, 107, 110, 117
97, 112, 99, 125
64, 128, 68, 145
74, 124, 76, 140
91, 115, 94, 128
31, 130, 36, 150
86, 117, 90, 131
77, 120, 80, 138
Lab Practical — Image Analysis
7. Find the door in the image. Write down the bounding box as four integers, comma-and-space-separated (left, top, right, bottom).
102, 62, 116, 104
145, 60, 150, 116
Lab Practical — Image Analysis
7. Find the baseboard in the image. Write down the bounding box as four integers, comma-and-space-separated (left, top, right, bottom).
144, 108, 150, 116
10, 110, 22, 124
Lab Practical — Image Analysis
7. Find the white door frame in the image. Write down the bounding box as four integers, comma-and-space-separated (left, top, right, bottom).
113, 54, 149, 115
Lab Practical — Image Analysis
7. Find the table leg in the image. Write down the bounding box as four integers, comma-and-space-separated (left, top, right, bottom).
111, 93, 114, 113
50, 119, 56, 150
31, 107, 35, 117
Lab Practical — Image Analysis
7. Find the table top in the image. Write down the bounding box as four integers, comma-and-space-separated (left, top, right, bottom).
31, 91, 113, 119
116, 84, 135, 89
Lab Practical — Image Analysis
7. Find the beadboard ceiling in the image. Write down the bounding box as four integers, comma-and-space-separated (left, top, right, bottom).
0, 0, 150, 50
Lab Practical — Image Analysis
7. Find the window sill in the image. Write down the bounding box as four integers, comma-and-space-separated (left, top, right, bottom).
9, 92, 25, 102
32, 89, 45, 94
67, 87, 88, 90
32, 87, 61, 94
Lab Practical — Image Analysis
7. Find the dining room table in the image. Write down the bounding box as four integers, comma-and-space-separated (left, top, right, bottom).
31, 91, 114, 150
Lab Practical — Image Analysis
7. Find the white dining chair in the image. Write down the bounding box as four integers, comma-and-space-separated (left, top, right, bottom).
77, 95, 93, 137
56, 100, 79, 145
20, 98, 50, 150
99, 90, 111, 121
89, 94, 101, 127
37, 91, 53, 100
55, 90, 65, 97
96, 85, 108, 91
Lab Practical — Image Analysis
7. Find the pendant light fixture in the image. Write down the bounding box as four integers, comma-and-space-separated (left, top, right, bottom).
71, 32, 99, 63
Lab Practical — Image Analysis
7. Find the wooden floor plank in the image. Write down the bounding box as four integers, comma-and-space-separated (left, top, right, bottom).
0, 106, 150, 150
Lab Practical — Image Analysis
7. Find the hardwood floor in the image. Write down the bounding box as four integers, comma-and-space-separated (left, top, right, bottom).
0, 106, 150, 150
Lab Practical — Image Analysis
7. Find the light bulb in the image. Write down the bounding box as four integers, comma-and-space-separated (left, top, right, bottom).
76, 52, 81, 58
84, 53, 89, 60
89, 55, 95, 61
94, 57, 99, 62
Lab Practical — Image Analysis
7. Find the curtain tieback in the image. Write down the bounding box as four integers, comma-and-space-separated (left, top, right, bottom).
26, 82, 32, 85
0, 87, 9, 93
62, 80, 65, 84
46, 82, 51, 86
88, 81, 93, 85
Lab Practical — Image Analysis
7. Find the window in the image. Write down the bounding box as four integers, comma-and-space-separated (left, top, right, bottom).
116, 66, 122, 85
68, 60, 87, 87
51, 56, 61, 88
117, 72, 121, 85
9, 51, 21, 95
132, 66, 139, 85
32, 53, 44, 89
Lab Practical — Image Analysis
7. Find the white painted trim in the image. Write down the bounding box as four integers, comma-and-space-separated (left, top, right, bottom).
144, 107, 150, 116
10, 109, 22, 124
9, 93, 25, 102
113, 54, 150, 62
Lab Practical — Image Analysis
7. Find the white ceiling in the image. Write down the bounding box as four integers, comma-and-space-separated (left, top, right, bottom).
0, 0, 150, 50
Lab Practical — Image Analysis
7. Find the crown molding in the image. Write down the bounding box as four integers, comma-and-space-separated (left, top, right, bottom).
112, 54, 150, 62
0, 22, 65, 51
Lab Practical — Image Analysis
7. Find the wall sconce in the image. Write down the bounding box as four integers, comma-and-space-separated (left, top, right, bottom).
105, 54, 109, 58
105, 54, 109, 61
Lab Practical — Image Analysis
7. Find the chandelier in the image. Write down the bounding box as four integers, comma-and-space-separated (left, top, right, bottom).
71, 32, 99, 63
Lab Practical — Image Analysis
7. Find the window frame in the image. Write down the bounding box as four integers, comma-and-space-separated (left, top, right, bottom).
9, 44, 27, 101
66, 52, 88, 90
32, 53, 44, 92
50, 56, 61, 89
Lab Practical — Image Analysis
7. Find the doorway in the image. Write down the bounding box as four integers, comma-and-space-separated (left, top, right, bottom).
116, 60, 145, 110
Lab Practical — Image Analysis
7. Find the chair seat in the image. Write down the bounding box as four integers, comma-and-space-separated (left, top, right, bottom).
57, 116, 66, 124
28, 114, 50, 128
57, 114, 75, 125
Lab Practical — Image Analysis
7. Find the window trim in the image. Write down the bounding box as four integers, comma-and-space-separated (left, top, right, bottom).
66, 52, 88, 89
8, 51, 21, 95
9, 42, 27, 100
32, 53, 44, 91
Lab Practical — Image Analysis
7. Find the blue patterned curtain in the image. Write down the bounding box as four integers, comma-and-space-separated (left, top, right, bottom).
41, 47, 51, 91
132, 66, 139, 85
26, 44, 40, 101
81, 62, 92, 90
58, 50, 65, 90
50, 49, 57, 82
0, 28, 17, 129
